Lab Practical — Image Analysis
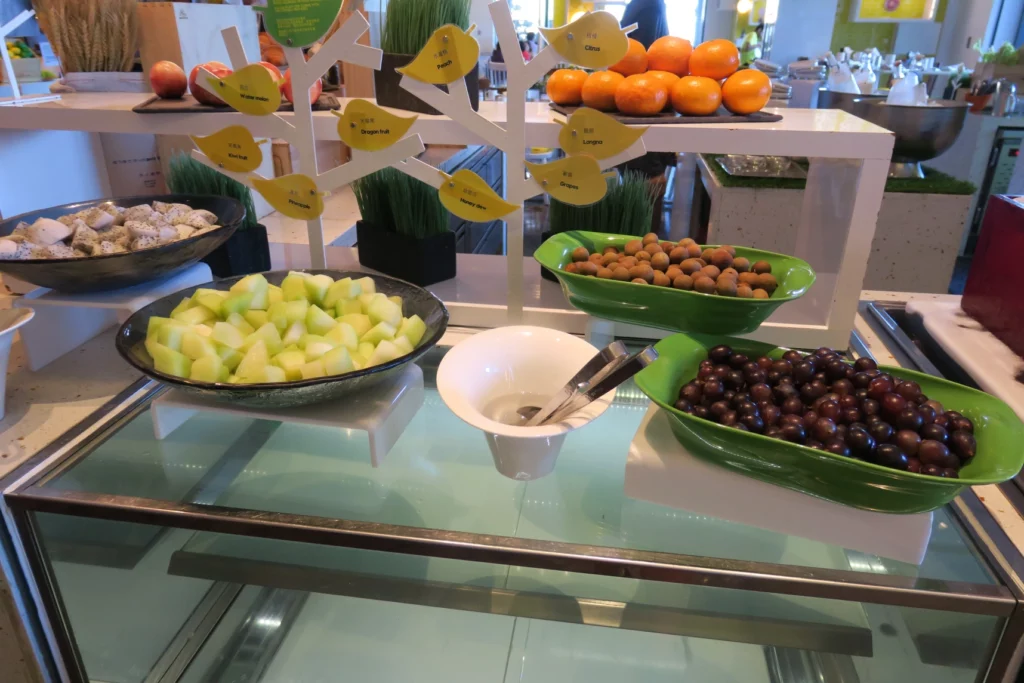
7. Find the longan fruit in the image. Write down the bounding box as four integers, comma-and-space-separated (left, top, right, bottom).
710, 248, 733, 270
601, 252, 619, 267
694, 258, 707, 267
565, 262, 578, 274
636, 250, 652, 262
716, 279, 738, 297
686, 243, 702, 258
612, 267, 631, 281
673, 274, 694, 290
701, 247, 715, 262
665, 266, 682, 281
753, 288, 770, 299
652, 270, 671, 287
588, 252, 604, 264
680, 238, 696, 247
631, 277, 648, 285
668, 247, 687, 264
641, 232, 659, 245
596, 267, 613, 279
618, 256, 638, 269
700, 265, 721, 280
578, 261, 599, 276
738, 272, 759, 286
624, 240, 643, 256
752, 260, 772, 275
660, 241, 675, 251
733, 257, 751, 273
603, 246, 619, 255
650, 252, 671, 271
680, 258, 703, 275
720, 267, 739, 280
646, 243, 664, 255
571, 247, 589, 262
721, 245, 737, 257
757, 273, 778, 292
693, 276, 716, 294
628, 264, 654, 283
737, 284, 754, 298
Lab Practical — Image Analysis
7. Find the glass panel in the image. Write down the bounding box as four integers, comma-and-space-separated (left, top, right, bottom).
42, 346, 998, 587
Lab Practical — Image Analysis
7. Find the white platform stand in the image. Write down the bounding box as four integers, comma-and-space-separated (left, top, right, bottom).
12, 263, 212, 371
906, 298, 1024, 421
624, 406, 933, 565
151, 364, 425, 467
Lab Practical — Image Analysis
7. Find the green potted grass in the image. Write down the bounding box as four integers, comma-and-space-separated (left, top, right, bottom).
539, 171, 659, 281
377, 0, 479, 115
167, 153, 271, 278
354, 168, 455, 286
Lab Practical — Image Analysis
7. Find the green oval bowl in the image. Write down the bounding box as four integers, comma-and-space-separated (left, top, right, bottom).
534, 231, 816, 335
634, 333, 1024, 514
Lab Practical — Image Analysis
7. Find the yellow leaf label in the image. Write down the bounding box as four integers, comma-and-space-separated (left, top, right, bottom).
191, 125, 264, 173
396, 24, 479, 85
251, 174, 324, 220
526, 156, 608, 207
333, 100, 418, 152
438, 169, 518, 222
208, 64, 282, 116
538, 12, 630, 70
559, 107, 647, 160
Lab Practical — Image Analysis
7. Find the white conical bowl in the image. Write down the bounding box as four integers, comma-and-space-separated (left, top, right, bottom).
437, 326, 616, 480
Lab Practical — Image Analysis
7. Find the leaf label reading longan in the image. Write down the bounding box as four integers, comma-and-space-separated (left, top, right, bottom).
191, 126, 265, 173
438, 169, 518, 222
333, 100, 418, 151
208, 64, 282, 116
255, 0, 342, 48
526, 156, 608, 206
559, 108, 647, 160
251, 174, 324, 220
538, 12, 630, 70
396, 24, 479, 85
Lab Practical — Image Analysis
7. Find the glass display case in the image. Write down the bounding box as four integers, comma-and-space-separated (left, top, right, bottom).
4, 330, 1024, 683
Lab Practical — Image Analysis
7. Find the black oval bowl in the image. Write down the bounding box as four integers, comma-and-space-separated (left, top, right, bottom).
116, 270, 449, 408
0, 194, 245, 293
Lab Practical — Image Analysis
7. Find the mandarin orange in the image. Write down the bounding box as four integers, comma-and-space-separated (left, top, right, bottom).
546, 69, 588, 105
688, 39, 740, 80
609, 38, 648, 76
581, 70, 625, 111
721, 69, 772, 114
615, 74, 669, 116
647, 36, 692, 77
670, 76, 722, 116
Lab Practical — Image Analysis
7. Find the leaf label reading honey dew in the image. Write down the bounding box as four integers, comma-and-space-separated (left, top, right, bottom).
334, 100, 418, 152
255, 0, 343, 48
191, 126, 265, 173
559, 108, 647, 160
396, 25, 479, 85
438, 169, 518, 222
538, 12, 630, 70
209, 65, 282, 116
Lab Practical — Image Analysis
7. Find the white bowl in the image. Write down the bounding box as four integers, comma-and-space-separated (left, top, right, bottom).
436, 326, 616, 480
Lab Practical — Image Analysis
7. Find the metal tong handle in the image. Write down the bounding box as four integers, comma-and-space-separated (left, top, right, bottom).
543, 346, 658, 425
525, 340, 629, 427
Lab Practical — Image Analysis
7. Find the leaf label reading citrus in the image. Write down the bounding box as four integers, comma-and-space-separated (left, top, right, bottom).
191, 125, 265, 173
539, 12, 629, 70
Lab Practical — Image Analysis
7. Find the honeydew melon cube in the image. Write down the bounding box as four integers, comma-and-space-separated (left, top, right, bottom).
356, 276, 376, 295
367, 297, 402, 328
227, 375, 243, 384
243, 310, 269, 330
388, 295, 403, 308
194, 324, 213, 337
217, 344, 243, 371
273, 350, 307, 381
267, 302, 289, 331
357, 341, 375, 360
226, 312, 255, 336
267, 285, 284, 306
324, 322, 358, 350
219, 367, 231, 382
221, 292, 253, 316
305, 340, 335, 361
351, 356, 365, 371
304, 274, 334, 305
357, 292, 380, 312
281, 274, 308, 302
212, 322, 246, 350
230, 273, 269, 295
393, 336, 413, 356
298, 333, 330, 350
195, 291, 228, 316
170, 298, 193, 318
281, 344, 300, 353
322, 346, 354, 375
147, 316, 174, 340
336, 299, 362, 316
368, 340, 401, 367
181, 330, 218, 360
238, 365, 286, 384
284, 300, 309, 325
282, 321, 306, 347
323, 278, 361, 310
288, 270, 311, 279
361, 321, 396, 345
158, 322, 189, 351
338, 314, 372, 338
190, 355, 224, 383
306, 305, 337, 336
249, 287, 269, 311
190, 287, 219, 301
245, 323, 283, 355
397, 315, 427, 347
300, 359, 326, 380
236, 340, 269, 379
172, 305, 216, 326
150, 342, 192, 377
144, 337, 161, 360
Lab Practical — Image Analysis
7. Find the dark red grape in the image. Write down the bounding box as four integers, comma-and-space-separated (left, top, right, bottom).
853, 357, 878, 372
893, 429, 922, 456
709, 345, 732, 364
852, 372, 874, 389
933, 414, 949, 428
805, 438, 825, 450
941, 468, 959, 478
713, 364, 731, 377
876, 444, 910, 470
812, 371, 828, 383
813, 417, 838, 441
733, 422, 748, 431
756, 356, 773, 371
831, 378, 854, 396
764, 425, 782, 438
895, 380, 922, 402
693, 405, 710, 419
814, 347, 834, 358
868, 376, 894, 400
825, 439, 851, 456
674, 399, 694, 413
703, 379, 725, 402
920, 423, 948, 443
740, 414, 764, 433
762, 405, 781, 426
680, 383, 702, 403
781, 396, 803, 415
746, 369, 767, 385
793, 361, 815, 383
782, 349, 803, 363
728, 352, 750, 369
824, 360, 848, 381
698, 366, 715, 380
766, 370, 782, 385
720, 410, 738, 426
949, 431, 976, 460
816, 399, 841, 421
730, 392, 750, 407
880, 392, 907, 418
918, 405, 936, 425
895, 408, 923, 432
950, 416, 974, 434
773, 383, 799, 403
861, 398, 880, 416
907, 458, 922, 473
780, 423, 806, 443
854, 388, 869, 401
840, 408, 862, 425
922, 463, 944, 476
839, 394, 858, 410
835, 424, 849, 441
737, 402, 760, 417
922, 399, 944, 415
772, 360, 793, 376
709, 400, 730, 418
846, 426, 876, 459
918, 440, 958, 468
723, 390, 736, 402
868, 421, 894, 443
724, 370, 745, 390
800, 381, 828, 403
944, 410, 963, 421
779, 414, 803, 428
750, 383, 772, 402
803, 410, 819, 429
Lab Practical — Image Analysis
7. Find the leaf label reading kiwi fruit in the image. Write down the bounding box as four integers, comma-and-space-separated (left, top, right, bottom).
396, 24, 480, 85
192, 126, 265, 173
207, 64, 282, 116
438, 169, 518, 222
255, 0, 343, 48
559, 108, 647, 160
333, 100, 418, 152
525, 156, 610, 206
538, 12, 630, 70
251, 174, 325, 220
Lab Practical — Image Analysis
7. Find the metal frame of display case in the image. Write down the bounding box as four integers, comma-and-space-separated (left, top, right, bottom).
5, 326, 1024, 683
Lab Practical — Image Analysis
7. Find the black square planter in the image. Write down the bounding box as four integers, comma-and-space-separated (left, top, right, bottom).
202, 223, 272, 279
374, 53, 480, 116
356, 221, 456, 287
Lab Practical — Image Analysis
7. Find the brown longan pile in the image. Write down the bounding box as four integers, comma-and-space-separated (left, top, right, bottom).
562, 233, 777, 299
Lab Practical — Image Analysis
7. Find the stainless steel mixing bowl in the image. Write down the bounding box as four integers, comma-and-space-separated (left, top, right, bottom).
849, 99, 969, 178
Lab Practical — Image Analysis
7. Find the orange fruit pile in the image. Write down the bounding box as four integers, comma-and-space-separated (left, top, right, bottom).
546, 35, 771, 118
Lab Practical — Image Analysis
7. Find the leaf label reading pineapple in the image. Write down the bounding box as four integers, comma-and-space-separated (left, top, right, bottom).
396, 25, 479, 85
208, 64, 282, 116
559, 108, 647, 160
334, 100, 417, 151
539, 12, 630, 70
255, 0, 342, 48
192, 126, 265, 173
251, 174, 324, 220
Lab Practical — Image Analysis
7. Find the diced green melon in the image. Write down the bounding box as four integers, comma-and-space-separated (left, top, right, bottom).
267, 285, 284, 306
245, 323, 283, 355
393, 336, 413, 356
361, 321, 396, 345
226, 312, 255, 336
288, 270, 311, 279
212, 322, 246, 350
367, 297, 402, 328
281, 274, 308, 302
236, 340, 269, 379
300, 359, 326, 379
356, 276, 376, 295
181, 330, 217, 360
306, 305, 336, 336
388, 295, 403, 308
357, 292, 380, 311
217, 344, 243, 371
273, 350, 307, 381
323, 277, 361, 309
281, 321, 306, 347
194, 324, 213, 337
147, 316, 174, 340
243, 310, 269, 330
150, 342, 192, 378
298, 333, 329, 350
230, 273, 269, 295
338, 314, 372, 338
267, 302, 289, 331
284, 300, 309, 325
190, 355, 224, 383
324, 322, 358, 350
368, 339, 401, 367
237, 365, 286, 384
158, 322, 189, 351
145, 337, 161, 360
221, 292, 253, 316
196, 291, 228, 316
281, 344, 299, 353
397, 315, 427, 347
357, 341, 375, 360
305, 340, 334, 361
351, 356, 365, 371
170, 298, 193, 318
322, 346, 354, 375
227, 375, 244, 384
249, 286, 269, 311
172, 305, 216, 326
336, 299, 362, 316
304, 274, 334, 305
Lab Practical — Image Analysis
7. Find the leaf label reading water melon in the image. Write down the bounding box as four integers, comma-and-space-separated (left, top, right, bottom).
558, 108, 647, 160
538, 12, 630, 70
333, 100, 417, 152
208, 64, 282, 116
396, 24, 479, 85
191, 125, 265, 173
255, 0, 343, 48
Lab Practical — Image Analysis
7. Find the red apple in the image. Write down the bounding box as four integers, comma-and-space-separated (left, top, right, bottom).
149, 60, 187, 99
188, 61, 232, 107
281, 68, 323, 106
258, 61, 282, 82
